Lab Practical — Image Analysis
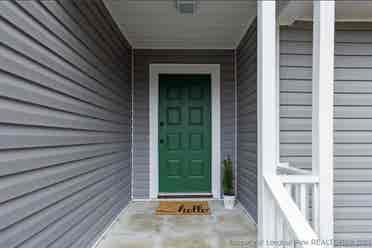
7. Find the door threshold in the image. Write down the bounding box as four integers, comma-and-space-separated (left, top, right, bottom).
158, 193, 213, 199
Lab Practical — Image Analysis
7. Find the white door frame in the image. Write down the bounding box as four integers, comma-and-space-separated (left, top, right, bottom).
149, 64, 221, 199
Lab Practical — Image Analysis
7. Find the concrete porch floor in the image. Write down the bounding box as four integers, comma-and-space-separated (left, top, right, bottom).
96, 200, 257, 248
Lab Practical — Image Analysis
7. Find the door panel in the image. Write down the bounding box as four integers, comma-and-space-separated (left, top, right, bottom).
159, 74, 211, 193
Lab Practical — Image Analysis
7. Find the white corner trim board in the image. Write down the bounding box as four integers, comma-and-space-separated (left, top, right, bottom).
149, 64, 221, 199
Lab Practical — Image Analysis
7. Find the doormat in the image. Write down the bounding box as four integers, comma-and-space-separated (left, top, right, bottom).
156, 201, 210, 215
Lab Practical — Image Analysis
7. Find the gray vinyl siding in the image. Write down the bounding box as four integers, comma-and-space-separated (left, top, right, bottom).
279, 24, 312, 171
236, 19, 257, 221
0, 1, 132, 248
280, 22, 372, 244
133, 49, 235, 199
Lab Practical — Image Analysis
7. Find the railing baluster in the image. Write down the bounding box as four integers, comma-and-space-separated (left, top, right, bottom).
312, 183, 320, 234
283, 222, 288, 248
276, 206, 284, 245
294, 184, 300, 207
276, 208, 284, 247
275, 206, 278, 243
300, 184, 307, 220
285, 183, 293, 198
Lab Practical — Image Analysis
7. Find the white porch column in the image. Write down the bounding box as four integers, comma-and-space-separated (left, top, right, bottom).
312, 1, 335, 242
257, 0, 278, 244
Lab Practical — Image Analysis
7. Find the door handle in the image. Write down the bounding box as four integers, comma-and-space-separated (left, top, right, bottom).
160, 139, 164, 144
160, 122, 164, 127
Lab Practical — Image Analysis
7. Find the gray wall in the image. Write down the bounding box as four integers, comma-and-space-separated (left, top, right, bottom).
133, 49, 235, 199
236, 19, 257, 221
0, 1, 132, 248
280, 22, 372, 243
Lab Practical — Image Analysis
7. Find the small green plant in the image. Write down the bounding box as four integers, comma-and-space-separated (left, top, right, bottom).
223, 155, 234, 196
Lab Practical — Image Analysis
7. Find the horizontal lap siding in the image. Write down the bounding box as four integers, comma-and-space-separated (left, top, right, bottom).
236, 19, 257, 221
133, 49, 235, 199
0, 1, 132, 248
280, 23, 372, 244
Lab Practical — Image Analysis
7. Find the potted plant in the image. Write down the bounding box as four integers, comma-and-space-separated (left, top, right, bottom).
223, 155, 235, 209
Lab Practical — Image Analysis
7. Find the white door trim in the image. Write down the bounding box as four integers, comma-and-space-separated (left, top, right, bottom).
149, 64, 221, 199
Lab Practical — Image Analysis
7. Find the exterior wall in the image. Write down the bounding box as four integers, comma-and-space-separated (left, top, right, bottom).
0, 1, 132, 248
133, 49, 235, 199
236, 19, 258, 221
279, 23, 312, 172
280, 22, 372, 243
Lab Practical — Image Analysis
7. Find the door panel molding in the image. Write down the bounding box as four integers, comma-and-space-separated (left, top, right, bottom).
149, 64, 221, 199
159, 75, 211, 192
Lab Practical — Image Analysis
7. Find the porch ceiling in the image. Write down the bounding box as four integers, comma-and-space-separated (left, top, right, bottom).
103, 0, 256, 49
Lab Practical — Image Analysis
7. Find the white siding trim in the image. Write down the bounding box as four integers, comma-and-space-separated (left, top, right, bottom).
149, 64, 221, 199
131, 48, 135, 200
234, 49, 238, 196
312, 1, 335, 240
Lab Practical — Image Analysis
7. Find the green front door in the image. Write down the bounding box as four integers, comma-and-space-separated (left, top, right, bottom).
159, 74, 211, 193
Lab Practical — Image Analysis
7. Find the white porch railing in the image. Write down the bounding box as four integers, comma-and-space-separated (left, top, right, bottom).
277, 164, 320, 234
261, 163, 321, 248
